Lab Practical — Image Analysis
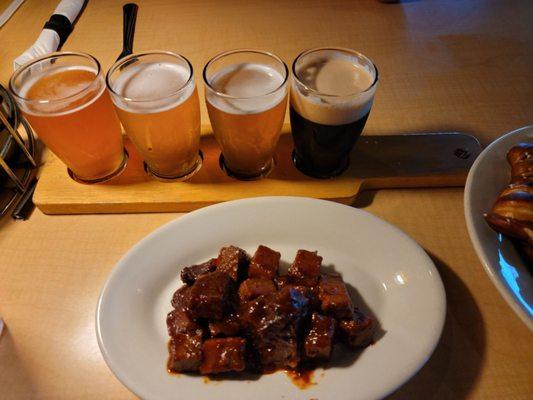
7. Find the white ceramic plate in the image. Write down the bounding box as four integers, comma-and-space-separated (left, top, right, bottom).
96, 197, 446, 400
464, 126, 533, 330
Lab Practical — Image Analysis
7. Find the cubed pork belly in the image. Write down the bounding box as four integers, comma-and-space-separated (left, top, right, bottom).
167, 308, 198, 337
288, 249, 322, 286
276, 285, 311, 320
208, 313, 242, 337
238, 278, 277, 302
241, 293, 286, 336
275, 274, 319, 308
217, 246, 249, 281
255, 333, 299, 371
278, 280, 320, 309
318, 274, 354, 318
167, 245, 373, 376
242, 288, 308, 370
242, 287, 309, 337
274, 275, 291, 290
248, 245, 281, 279
200, 338, 247, 374
190, 271, 232, 320
304, 313, 336, 360
171, 285, 193, 311
180, 258, 217, 285
338, 310, 375, 348
168, 331, 203, 372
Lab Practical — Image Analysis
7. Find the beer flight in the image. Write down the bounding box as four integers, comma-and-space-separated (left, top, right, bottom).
8, 47, 378, 183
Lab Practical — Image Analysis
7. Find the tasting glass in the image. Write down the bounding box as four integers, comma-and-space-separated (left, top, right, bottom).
290, 47, 378, 178
107, 52, 202, 182
9, 52, 127, 183
203, 49, 289, 180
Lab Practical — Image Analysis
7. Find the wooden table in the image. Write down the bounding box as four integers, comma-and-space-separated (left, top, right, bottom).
0, 0, 532, 399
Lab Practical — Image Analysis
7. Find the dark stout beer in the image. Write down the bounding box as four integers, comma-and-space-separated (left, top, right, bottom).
290, 48, 378, 178
290, 107, 370, 177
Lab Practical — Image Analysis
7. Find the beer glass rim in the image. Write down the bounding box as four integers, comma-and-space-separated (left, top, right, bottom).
292, 47, 379, 98
203, 49, 289, 100
106, 51, 195, 103
9, 51, 102, 105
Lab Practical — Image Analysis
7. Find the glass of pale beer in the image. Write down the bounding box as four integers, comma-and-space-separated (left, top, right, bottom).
107, 51, 202, 181
9, 52, 127, 183
203, 49, 288, 180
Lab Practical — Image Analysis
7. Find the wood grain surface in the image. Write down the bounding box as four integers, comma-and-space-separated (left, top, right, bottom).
0, 0, 532, 399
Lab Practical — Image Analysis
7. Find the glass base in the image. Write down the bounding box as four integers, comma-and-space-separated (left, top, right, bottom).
68, 150, 129, 184
219, 154, 274, 181
292, 150, 348, 179
144, 151, 203, 182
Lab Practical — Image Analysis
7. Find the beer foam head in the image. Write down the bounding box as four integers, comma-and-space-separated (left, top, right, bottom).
109, 61, 195, 114
17, 65, 104, 116
206, 63, 287, 115
291, 49, 377, 126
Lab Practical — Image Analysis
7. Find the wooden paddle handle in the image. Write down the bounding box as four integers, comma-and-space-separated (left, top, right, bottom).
350, 132, 482, 191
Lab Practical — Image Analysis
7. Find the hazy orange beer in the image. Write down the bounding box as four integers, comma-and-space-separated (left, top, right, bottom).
107, 52, 202, 181
9, 52, 127, 183
203, 50, 289, 180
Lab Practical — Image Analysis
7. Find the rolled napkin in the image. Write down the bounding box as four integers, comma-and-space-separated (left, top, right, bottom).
13, 0, 85, 70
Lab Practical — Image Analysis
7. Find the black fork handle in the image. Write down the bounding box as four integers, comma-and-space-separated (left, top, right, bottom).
120, 3, 138, 60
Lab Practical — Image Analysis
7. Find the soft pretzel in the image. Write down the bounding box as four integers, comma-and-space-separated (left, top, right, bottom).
507, 143, 533, 183
485, 143, 533, 265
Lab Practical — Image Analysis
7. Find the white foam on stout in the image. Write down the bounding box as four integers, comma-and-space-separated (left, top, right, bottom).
110, 62, 195, 114
291, 54, 377, 126
206, 63, 287, 115
18, 65, 104, 116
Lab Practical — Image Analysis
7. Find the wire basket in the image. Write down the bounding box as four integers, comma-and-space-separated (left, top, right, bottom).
0, 84, 38, 219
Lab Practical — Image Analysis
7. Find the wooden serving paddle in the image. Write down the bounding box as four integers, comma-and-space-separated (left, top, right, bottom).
33, 125, 481, 214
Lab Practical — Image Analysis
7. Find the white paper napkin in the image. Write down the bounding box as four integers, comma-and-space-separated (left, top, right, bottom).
13, 0, 85, 70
